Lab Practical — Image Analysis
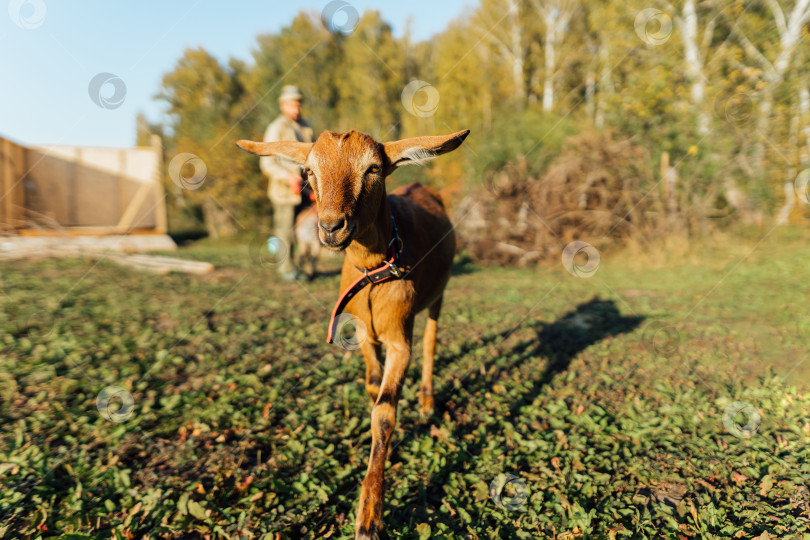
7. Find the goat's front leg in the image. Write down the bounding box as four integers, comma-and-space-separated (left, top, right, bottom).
355, 337, 411, 539
360, 340, 383, 405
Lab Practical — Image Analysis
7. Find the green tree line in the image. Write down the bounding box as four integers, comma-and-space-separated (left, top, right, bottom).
146, 0, 810, 238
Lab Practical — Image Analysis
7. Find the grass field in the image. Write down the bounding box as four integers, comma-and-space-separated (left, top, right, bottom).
1, 227, 809, 539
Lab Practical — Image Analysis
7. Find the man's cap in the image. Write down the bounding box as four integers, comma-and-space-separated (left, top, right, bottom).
279, 85, 303, 103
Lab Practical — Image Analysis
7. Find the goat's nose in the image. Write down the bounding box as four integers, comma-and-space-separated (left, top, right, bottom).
319, 218, 346, 234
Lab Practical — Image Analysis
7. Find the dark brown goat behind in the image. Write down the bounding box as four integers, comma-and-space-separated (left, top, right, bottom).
237, 129, 469, 539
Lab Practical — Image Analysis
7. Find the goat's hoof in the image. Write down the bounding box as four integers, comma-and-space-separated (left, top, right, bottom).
419, 394, 434, 418
355, 523, 380, 540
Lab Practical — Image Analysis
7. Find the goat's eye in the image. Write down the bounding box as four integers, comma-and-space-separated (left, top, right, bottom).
366, 165, 381, 176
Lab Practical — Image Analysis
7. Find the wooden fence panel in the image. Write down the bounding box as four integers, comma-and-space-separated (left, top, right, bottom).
0, 137, 26, 230
0, 134, 166, 233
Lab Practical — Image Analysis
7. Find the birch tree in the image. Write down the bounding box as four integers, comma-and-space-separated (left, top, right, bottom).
730, 0, 810, 166
677, 0, 715, 134
654, 0, 725, 135
473, 0, 530, 104
532, 0, 578, 112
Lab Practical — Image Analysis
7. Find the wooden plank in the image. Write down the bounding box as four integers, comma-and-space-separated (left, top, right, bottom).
18, 226, 163, 236
108, 254, 213, 275
116, 181, 151, 232
108, 255, 172, 275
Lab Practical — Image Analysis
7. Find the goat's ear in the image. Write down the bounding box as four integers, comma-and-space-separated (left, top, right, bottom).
382, 129, 470, 171
235, 140, 312, 165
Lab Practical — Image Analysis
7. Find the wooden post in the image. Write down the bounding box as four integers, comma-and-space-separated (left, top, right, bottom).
3, 138, 13, 228
118, 148, 126, 226
660, 151, 669, 210
14, 143, 26, 226
69, 148, 81, 226
152, 134, 167, 233
661, 151, 677, 215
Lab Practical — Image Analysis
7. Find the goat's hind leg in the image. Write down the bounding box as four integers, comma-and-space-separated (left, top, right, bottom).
420, 295, 442, 416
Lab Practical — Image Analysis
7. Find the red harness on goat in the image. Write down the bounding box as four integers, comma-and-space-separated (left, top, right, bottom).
327, 216, 403, 344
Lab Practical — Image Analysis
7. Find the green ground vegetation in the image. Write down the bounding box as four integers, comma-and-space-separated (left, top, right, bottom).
1, 228, 809, 538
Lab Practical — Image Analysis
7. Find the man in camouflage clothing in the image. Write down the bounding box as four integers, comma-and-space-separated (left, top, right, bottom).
260, 85, 315, 280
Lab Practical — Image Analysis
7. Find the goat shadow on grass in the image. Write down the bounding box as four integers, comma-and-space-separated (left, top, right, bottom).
386, 297, 644, 538
451, 253, 477, 276
533, 296, 644, 374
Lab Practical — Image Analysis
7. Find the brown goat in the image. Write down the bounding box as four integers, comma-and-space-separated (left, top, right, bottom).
237, 128, 469, 539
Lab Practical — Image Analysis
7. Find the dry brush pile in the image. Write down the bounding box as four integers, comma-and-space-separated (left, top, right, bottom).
454, 132, 666, 265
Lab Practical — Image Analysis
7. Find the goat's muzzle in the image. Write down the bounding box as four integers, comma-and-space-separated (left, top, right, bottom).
319, 217, 353, 250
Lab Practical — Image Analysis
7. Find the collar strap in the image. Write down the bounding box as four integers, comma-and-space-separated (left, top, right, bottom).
327, 216, 402, 344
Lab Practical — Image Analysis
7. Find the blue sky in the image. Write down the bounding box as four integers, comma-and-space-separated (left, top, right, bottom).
0, 1, 471, 148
